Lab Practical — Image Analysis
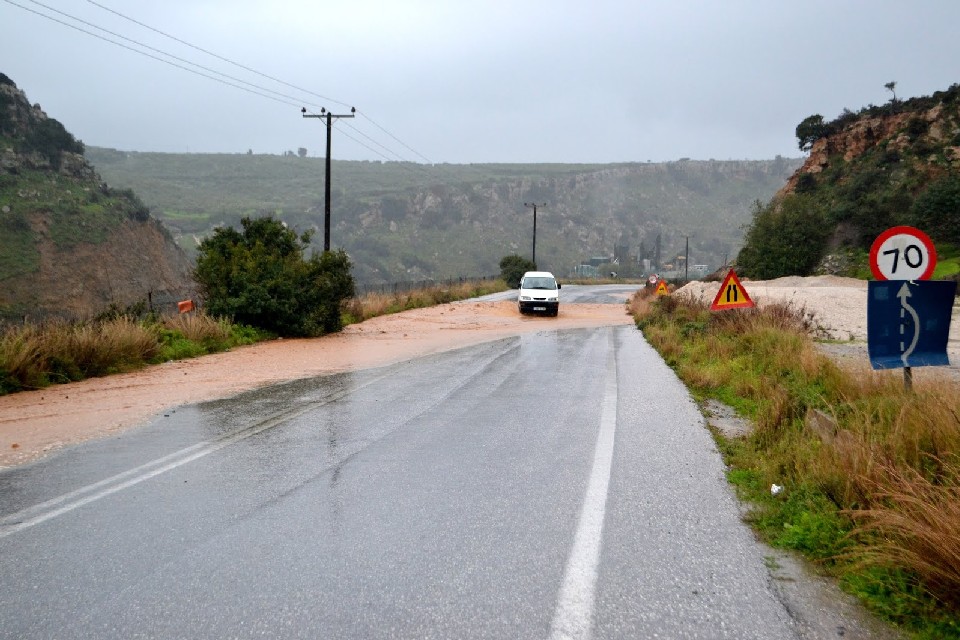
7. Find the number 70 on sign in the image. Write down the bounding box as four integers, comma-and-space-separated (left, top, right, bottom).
869, 226, 937, 281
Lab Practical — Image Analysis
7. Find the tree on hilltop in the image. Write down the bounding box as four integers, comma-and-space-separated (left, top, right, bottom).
795, 114, 826, 152
885, 81, 897, 102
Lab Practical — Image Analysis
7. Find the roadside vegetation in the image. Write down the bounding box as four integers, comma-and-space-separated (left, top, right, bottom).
0, 277, 508, 396
193, 216, 355, 337
498, 254, 537, 288
631, 290, 960, 638
0, 312, 265, 395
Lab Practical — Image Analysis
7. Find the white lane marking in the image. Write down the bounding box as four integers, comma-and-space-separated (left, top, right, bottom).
550, 331, 618, 640
0, 372, 392, 538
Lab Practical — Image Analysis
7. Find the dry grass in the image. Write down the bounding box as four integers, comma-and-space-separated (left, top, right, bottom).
162, 312, 232, 344
58, 316, 160, 377
0, 323, 48, 390
814, 374, 960, 506
632, 290, 960, 619
0, 317, 161, 391
626, 288, 653, 317
848, 457, 960, 609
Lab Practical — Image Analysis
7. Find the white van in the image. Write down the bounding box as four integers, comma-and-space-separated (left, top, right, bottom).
517, 271, 561, 316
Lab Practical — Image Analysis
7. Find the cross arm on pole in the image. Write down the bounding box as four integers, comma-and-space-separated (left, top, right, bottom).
301, 107, 356, 251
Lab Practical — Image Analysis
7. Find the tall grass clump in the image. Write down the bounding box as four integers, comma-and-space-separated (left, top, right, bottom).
158, 313, 238, 360
58, 316, 161, 378
850, 458, 960, 608
0, 311, 269, 395
0, 323, 50, 392
0, 317, 160, 392
632, 291, 960, 635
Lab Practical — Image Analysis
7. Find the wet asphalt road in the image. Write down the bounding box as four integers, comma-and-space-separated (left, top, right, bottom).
475, 283, 640, 306
0, 288, 800, 639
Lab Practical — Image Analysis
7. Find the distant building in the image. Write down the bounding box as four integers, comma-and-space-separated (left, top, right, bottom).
586, 256, 612, 267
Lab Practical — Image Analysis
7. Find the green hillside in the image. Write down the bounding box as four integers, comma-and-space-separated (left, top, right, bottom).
85, 149, 801, 284
0, 73, 193, 320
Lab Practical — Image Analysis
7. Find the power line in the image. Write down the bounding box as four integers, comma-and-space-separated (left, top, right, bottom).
3, 0, 301, 108
300, 110, 437, 181
83, 0, 434, 164
357, 111, 433, 164
341, 120, 417, 163
6, 0, 438, 168
22, 0, 326, 111
84, 0, 351, 110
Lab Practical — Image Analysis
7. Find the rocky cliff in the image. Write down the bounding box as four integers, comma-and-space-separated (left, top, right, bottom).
781, 98, 960, 199
737, 84, 960, 279
0, 73, 194, 320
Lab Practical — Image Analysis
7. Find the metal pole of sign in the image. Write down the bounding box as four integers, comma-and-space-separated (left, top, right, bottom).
904, 366, 913, 392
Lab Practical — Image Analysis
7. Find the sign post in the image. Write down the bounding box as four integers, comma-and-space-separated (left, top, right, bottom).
867, 280, 956, 373
867, 226, 950, 390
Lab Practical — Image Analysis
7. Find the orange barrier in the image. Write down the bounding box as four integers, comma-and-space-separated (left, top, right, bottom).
177, 300, 194, 314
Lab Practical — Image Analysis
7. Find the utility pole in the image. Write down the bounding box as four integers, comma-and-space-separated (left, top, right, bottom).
684, 235, 689, 282
302, 106, 355, 251
524, 202, 545, 266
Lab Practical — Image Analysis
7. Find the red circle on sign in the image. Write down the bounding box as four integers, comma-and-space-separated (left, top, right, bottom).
869, 225, 937, 281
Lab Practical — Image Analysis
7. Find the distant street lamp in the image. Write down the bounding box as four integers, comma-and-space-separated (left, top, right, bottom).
524, 202, 545, 266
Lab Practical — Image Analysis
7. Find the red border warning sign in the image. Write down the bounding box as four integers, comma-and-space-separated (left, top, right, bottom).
711, 269, 755, 311
868, 225, 937, 281
655, 280, 669, 296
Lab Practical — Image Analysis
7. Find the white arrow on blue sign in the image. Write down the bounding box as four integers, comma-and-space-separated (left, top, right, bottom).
867, 280, 956, 370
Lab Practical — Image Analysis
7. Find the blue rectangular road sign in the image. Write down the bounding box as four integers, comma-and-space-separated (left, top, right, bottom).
867, 280, 957, 370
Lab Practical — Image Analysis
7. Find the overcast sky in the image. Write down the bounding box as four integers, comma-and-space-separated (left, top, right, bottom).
3, 0, 959, 164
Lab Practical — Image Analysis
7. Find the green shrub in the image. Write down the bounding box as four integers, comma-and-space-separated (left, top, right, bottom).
499, 254, 536, 288
18, 117, 84, 169
193, 216, 355, 337
912, 176, 960, 245
736, 195, 830, 278
794, 172, 817, 194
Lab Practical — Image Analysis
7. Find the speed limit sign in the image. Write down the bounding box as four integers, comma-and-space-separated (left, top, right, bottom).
869, 226, 937, 281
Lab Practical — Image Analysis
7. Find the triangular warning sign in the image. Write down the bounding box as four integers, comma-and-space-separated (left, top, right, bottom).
655, 280, 669, 296
710, 269, 755, 310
